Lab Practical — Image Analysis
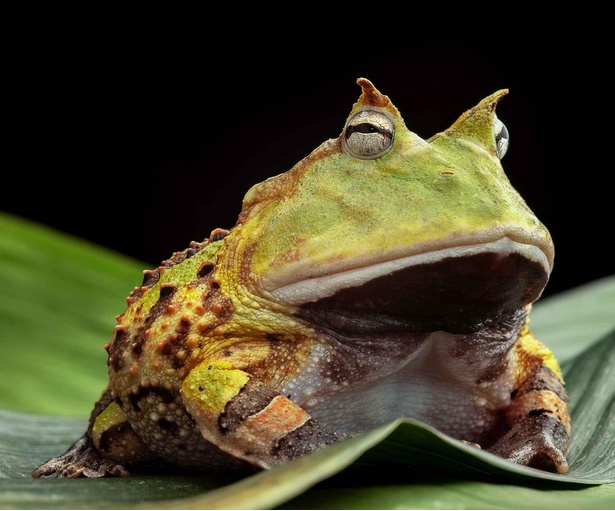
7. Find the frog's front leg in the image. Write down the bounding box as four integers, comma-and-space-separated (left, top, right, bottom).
32, 389, 157, 478
488, 332, 570, 473
181, 360, 340, 468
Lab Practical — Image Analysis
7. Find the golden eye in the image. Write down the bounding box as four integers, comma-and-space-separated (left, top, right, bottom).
343, 110, 394, 160
494, 115, 509, 159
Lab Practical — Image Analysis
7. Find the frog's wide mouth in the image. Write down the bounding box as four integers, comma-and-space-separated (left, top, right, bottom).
269, 236, 551, 333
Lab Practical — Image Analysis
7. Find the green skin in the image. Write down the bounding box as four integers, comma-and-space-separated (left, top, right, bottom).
32, 78, 570, 479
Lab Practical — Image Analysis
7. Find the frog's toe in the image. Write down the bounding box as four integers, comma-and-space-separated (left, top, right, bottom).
33, 457, 129, 478
488, 427, 569, 473
492, 442, 568, 474
32, 435, 130, 478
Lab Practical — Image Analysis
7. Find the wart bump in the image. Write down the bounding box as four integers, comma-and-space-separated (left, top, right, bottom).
197, 261, 214, 278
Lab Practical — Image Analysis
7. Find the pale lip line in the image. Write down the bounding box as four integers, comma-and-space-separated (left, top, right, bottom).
269, 237, 551, 306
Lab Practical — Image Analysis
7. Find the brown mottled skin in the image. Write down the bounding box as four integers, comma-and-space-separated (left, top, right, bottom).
33, 79, 570, 478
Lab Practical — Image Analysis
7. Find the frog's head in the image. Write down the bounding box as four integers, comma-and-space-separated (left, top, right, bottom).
229, 78, 553, 333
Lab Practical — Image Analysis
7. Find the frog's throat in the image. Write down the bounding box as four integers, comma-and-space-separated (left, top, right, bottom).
268, 236, 550, 307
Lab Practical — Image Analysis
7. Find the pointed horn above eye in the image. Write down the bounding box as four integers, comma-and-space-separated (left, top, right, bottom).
446, 89, 509, 137
355, 78, 391, 108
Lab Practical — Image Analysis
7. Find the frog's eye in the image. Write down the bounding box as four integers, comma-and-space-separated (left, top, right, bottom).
494, 115, 509, 159
343, 110, 394, 160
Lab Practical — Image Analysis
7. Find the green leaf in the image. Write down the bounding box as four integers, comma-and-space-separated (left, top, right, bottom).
530, 276, 615, 363
0, 213, 142, 415
0, 410, 233, 508
1, 212, 614, 509
281, 479, 615, 510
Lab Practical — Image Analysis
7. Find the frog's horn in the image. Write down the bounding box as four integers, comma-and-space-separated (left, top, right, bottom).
443, 89, 509, 153
356, 78, 390, 108
349, 78, 400, 120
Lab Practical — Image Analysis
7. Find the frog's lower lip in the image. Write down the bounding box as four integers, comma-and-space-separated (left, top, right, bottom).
271, 236, 550, 330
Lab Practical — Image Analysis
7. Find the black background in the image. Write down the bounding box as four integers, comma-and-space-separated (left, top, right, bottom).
5, 30, 612, 299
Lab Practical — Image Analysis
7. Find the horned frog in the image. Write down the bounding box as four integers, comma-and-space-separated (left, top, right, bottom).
33, 78, 570, 478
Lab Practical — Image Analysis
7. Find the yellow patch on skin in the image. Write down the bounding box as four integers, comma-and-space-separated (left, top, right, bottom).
91, 399, 156, 463
91, 401, 127, 447
181, 361, 250, 415
515, 331, 564, 382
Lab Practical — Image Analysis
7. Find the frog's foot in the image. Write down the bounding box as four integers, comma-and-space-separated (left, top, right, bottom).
32, 435, 130, 478
487, 414, 569, 474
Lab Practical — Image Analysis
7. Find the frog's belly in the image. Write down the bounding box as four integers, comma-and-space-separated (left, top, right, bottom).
307, 332, 513, 445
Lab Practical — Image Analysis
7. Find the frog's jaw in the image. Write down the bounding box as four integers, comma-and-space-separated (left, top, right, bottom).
270, 236, 548, 304
269, 233, 550, 333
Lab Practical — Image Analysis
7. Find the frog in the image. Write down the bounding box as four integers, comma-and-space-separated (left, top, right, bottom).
32, 78, 570, 478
